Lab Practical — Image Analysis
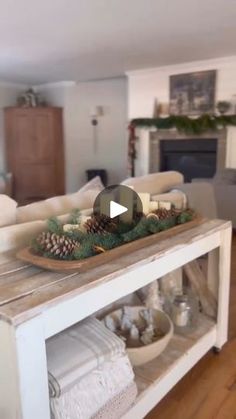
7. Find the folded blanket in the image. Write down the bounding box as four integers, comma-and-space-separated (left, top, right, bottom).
47, 317, 125, 397
93, 381, 137, 419
50, 354, 135, 419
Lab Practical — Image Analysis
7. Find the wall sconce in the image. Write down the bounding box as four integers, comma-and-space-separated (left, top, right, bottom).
90, 106, 104, 153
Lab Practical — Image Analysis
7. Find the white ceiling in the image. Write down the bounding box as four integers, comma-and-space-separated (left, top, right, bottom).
1, 0, 236, 85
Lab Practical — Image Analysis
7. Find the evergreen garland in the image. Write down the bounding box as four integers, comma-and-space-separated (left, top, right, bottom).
131, 114, 236, 135
31, 208, 195, 261
128, 114, 236, 176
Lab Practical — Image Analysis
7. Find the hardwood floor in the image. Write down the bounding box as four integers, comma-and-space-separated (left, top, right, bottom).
146, 234, 236, 419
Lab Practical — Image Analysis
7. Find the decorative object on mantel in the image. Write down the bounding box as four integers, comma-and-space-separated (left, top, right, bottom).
216, 100, 231, 115
17, 88, 47, 107
153, 98, 161, 118
103, 306, 173, 366
231, 94, 236, 114
17, 206, 200, 272
169, 70, 216, 115
128, 114, 236, 176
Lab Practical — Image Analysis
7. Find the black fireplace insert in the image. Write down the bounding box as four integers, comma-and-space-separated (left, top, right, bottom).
160, 139, 217, 182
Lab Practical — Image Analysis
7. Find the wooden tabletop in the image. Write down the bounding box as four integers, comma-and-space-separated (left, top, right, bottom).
0, 219, 231, 326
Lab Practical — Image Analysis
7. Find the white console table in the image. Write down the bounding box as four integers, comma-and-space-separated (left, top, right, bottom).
0, 219, 232, 419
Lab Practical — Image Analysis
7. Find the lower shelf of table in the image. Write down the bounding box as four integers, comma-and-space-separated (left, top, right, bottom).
124, 315, 216, 419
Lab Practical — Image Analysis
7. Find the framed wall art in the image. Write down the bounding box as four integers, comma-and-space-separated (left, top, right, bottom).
169, 70, 216, 115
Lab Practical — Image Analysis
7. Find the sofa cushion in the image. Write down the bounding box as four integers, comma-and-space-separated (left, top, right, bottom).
16, 177, 104, 224
122, 171, 184, 195
0, 195, 17, 227
79, 176, 104, 192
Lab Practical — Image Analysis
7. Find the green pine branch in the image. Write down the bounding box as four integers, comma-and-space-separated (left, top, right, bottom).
131, 114, 236, 135
31, 208, 195, 261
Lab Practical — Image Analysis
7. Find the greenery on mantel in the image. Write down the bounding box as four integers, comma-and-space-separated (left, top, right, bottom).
128, 114, 236, 176
131, 114, 236, 135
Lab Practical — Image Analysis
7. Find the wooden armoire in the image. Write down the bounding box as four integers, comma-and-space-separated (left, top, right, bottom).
4, 107, 65, 204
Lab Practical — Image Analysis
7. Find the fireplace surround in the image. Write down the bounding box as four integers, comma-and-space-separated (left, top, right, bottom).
148, 129, 227, 179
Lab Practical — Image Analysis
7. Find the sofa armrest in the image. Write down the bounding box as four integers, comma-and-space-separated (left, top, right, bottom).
192, 178, 215, 184
213, 185, 236, 228
176, 182, 217, 219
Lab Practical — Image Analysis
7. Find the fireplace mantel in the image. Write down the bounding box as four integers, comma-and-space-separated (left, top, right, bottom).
134, 127, 236, 177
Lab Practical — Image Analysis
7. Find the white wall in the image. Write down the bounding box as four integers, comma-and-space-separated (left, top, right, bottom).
127, 56, 236, 119
39, 78, 128, 193
65, 78, 127, 192
35, 83, 67, 108
0, 84, 25, 171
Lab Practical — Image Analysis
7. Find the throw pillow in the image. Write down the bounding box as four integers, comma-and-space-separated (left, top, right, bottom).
122, 171, 184, 194
16, 177, 104, 223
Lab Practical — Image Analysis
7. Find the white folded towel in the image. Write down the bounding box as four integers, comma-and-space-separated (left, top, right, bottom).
50, 354, 136, 419
47, 317, 125, 397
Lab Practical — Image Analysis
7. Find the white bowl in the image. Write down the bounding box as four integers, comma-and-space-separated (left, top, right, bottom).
107, 306, 173, 366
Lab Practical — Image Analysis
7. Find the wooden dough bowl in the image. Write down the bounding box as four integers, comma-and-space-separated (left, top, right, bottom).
17, 216, 204, 273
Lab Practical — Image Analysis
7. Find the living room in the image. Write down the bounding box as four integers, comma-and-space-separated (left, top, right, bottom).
0, 1, 236, 419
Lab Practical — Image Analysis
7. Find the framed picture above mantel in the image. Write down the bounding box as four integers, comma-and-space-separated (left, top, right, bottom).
169, 70, 216, 116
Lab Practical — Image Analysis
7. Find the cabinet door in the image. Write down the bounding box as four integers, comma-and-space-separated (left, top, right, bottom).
12, 110, 54, 164
5, 109, 59, 204
33, 111, 55, 163
11, 111, 35, 164
14, 163, 56, 204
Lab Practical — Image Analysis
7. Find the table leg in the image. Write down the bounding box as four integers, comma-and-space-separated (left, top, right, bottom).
0, 316, 50, 419
215, 226, 232, 350
207, 248, 219, 299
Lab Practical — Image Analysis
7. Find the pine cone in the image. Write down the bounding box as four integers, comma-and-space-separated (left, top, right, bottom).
153, 208, 176, 220
84, 215, 117, 235
133, 211, 145, 222
36, 232, 80, 259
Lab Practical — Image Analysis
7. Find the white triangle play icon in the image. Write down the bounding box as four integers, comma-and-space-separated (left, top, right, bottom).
110, 201, 128, 219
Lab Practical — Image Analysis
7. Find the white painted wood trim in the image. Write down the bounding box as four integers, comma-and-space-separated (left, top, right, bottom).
123, 326, 217, 419
215, 225, 232, 348
207, 248, 219, 299
0, 317, 50, 419
126, 55, 236, 77
134, 128, 150, 176
226, 126, 236, 169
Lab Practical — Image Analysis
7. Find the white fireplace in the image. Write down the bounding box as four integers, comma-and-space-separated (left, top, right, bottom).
134, 127, 236, 178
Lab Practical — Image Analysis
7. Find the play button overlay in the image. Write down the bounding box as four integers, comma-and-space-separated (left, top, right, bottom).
110, 201, 128, 218
93, 184, 143, 233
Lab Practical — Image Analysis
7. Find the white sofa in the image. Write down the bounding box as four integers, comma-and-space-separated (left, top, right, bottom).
0, 171, 185, 227
0, 171, 187, 254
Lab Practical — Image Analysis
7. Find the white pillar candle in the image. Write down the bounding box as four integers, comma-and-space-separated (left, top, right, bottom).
138, 192, 151, 215
149, 201, 159, 213
159, 201, 172, 210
